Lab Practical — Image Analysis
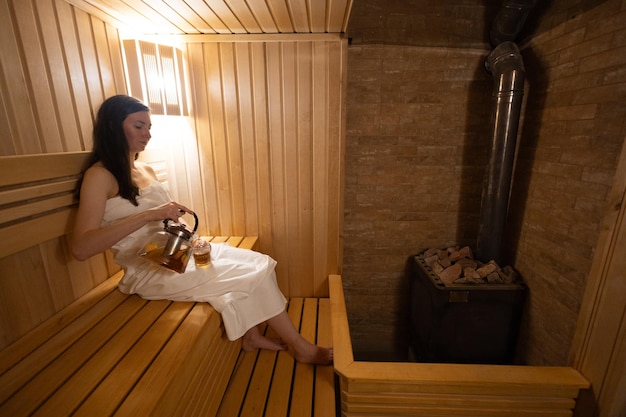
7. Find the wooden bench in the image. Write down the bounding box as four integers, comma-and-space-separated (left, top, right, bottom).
0, 152, 336, 417
329, 274, 590, 417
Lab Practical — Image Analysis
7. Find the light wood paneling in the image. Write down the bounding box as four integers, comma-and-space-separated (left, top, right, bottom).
0, 0, 346, 351
0, 0, 127, 156
186, 38, 347, 297
0, 0, 127, 348
570, 136, 626, 416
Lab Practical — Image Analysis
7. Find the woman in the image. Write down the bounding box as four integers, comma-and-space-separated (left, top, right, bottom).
72, 95, 332, 365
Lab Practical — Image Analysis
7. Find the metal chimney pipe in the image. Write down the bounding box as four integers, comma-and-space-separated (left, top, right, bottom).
490, 0, 534, 46
475, 41, 525, 264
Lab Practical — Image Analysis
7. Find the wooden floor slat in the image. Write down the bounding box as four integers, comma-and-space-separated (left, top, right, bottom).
263, 299, 303, 417
314, 298, 336, 417
216, 348, 259, 417
290, 299, 317, 417
216, 297, 336, 417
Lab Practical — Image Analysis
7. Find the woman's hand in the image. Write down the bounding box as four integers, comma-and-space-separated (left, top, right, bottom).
148, 202, 194, 223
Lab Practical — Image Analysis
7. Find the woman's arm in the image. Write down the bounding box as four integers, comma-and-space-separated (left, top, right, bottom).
71, 165, 190, 261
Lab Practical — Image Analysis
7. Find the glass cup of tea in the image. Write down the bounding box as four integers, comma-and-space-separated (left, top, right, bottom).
192, 238, 211, 267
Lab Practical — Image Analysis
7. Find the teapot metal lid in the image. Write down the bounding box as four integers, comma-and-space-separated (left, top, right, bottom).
163, 211, 199, 241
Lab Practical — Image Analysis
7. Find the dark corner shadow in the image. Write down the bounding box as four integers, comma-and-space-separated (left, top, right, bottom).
393, 254, 416, 362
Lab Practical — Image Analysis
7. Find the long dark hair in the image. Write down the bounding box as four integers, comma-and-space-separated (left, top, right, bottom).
77, 95, 149, 206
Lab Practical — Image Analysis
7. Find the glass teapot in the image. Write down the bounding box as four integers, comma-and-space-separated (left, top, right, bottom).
139, 211, 199, 274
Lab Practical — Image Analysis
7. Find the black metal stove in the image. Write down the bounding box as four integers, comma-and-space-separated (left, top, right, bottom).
409, 254, 526, 364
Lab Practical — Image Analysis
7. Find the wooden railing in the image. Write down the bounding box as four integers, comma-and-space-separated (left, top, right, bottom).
330, 274, 589, 417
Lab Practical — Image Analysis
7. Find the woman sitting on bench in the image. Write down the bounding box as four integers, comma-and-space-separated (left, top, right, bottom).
71, 95, 332, 365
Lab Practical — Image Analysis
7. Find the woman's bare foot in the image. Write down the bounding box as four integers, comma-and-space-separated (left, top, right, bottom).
242, 327, 287, 352
294, 345, 334, 365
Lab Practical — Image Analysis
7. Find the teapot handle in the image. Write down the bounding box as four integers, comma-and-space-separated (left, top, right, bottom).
163, 210, 199, 233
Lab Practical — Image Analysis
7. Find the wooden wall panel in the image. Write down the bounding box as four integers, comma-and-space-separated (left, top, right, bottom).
0, 0, 126, 348
187, 38, 347, 297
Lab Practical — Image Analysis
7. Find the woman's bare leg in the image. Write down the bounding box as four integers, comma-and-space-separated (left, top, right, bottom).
242, 325, 287, 352
266, 310, 333, 365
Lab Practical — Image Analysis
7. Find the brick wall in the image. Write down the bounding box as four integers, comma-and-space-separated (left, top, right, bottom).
343, 45, 493, 359
342, 0, 626, 364
508, 0, 626, 365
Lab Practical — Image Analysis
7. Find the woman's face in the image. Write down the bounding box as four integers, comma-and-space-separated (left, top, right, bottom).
122, 110, 152, 153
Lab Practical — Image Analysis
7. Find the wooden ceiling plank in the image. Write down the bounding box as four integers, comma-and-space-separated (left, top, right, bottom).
184, 0, 230, 33
242, 0, 279, 33
223, 0, 263, 33
308, 0, 327, 32
118, 0, 183, 33
203, 0, 247, 34
160, 0, 218, 33
63, 0, 134, 31
69, 0, 354, 35
327, 0, 352, 33
265, 0, 294, 33
287, 0, 310, 32
141, 0, 199, 33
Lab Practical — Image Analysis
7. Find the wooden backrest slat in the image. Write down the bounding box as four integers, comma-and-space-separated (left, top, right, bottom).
0, 152, 89, 259
0, 178, 77, 206
0, 209, 74, 258
0, 152, 88, 187
0, 194, 75, 224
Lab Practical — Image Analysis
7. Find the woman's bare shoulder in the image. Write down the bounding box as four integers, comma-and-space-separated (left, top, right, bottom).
135, 161, 158, 181
83, 164, 117, 197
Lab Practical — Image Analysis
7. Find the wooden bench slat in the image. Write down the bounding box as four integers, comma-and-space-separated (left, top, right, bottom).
225, 236, 244, 247
32, 299, 172, 417
113, 303, 220, 416
0, 271, 122, 375
209, 236, 228, 244
0, 286, 128, 403
0, 296, 148, 416
174, 332, 240, 416
72, 302, 195, 417
239, 236, 259, 250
